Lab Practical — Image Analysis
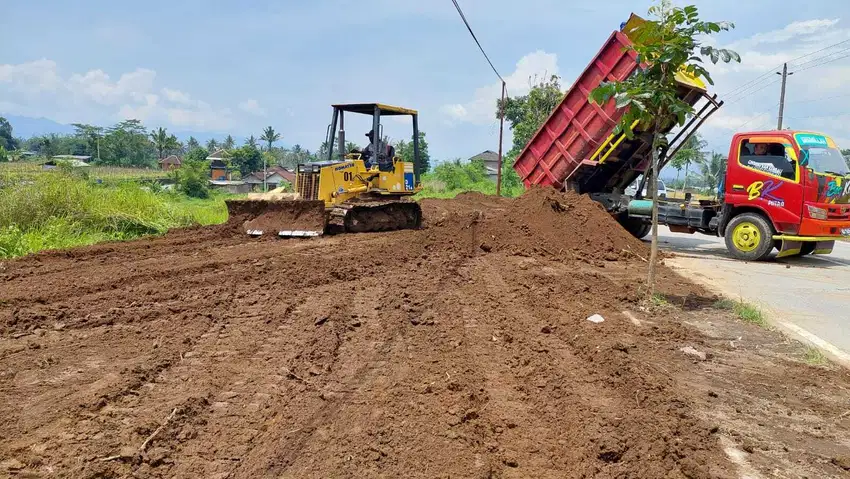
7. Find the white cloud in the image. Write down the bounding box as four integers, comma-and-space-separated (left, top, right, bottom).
0, 59, 241, 131
441, 50, 560, 125
162, 88, 193, 105
744, 19, 840, 47
0, 59, 63, 93
238, 98, 266, 116
697, 17, 850, 150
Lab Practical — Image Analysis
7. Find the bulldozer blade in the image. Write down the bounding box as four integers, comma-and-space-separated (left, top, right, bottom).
225, 199, 327, 237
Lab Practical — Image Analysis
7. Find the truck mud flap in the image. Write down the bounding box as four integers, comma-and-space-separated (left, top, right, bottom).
812, 240, 835, 255
775, 239, 802, 258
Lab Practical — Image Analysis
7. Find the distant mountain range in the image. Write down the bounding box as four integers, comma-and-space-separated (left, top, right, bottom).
0, 114, 285, 148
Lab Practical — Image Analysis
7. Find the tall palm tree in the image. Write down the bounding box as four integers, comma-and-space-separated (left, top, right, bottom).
245, 135, 258, 148
223, 134, 235, 150
187, 136, 200, 151
696, 151, 727, 196
206, 138, 219, 152
150, 127, 172, 159
168, 135, 181, 156
260, 126, 280, 152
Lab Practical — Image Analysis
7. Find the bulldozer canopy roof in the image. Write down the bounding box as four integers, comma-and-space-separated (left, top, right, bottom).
332, 103, 418, 116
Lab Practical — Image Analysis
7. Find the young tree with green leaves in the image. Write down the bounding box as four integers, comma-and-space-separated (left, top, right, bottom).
206, 138, 219, 152
260, 126, 280, 152
589, 1, 740, 294
245, 135, 258, 148
186, 136, 200, 151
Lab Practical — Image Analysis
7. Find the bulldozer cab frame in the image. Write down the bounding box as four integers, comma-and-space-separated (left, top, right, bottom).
327, 103, 422, 186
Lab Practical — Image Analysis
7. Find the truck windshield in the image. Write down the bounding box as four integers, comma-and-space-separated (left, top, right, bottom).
803, 146, 849, 176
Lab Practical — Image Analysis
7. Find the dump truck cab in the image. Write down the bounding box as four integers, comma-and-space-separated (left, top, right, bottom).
719, 130, 850, 258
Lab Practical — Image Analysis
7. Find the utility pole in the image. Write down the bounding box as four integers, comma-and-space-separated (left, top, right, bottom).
496, 81, 506, 197
776, 63, 793, 130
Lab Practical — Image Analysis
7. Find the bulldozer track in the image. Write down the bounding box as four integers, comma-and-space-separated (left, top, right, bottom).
328, 199, 422, 235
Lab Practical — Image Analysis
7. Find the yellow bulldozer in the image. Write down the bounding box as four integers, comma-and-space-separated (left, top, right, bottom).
225, 103, 424, 237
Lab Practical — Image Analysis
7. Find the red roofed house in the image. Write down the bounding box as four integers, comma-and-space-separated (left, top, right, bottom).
158, 155, 182, 171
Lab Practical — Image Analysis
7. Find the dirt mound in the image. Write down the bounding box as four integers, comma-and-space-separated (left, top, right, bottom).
2, 189, 849, 478
421, 186, 647, 263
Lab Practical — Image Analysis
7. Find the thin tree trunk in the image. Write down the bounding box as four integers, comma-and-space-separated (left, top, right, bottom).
648, 133, 661, 296
675, 170, 681, 197
682, 161, 689, 196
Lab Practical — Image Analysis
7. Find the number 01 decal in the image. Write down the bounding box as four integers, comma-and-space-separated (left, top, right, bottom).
343, 172, 353, 181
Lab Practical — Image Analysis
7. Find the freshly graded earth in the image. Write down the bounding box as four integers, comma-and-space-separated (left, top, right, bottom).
1, 188, 849, 478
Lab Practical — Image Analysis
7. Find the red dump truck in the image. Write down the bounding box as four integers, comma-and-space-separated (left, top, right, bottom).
513, 15, 850, 260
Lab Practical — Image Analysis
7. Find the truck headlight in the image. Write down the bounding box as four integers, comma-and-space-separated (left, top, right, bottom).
807, 205, 828, 220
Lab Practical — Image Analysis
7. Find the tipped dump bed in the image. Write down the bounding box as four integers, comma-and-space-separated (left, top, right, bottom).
513, 30, 640, 191
513, 16, 714, 196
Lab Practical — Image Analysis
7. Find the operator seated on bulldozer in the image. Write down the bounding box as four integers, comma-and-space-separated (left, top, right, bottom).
352, 129, 395, 172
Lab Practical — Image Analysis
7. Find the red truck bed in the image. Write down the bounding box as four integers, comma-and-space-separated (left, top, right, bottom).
513, 30, 639, 190
512, 17, 715, 195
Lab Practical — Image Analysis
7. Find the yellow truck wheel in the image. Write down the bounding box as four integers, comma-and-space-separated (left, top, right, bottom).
724, 213, 774, 261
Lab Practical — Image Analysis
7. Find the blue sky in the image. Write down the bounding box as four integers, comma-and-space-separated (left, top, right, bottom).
3, 0, 850, 161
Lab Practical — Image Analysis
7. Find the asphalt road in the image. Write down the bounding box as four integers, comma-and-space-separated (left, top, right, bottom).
657, 227, 850, 366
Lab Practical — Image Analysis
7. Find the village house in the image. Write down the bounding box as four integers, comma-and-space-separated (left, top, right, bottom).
206, 149, 232, 180
467, 150, 500, 182
158, 155, 182, 171
242, 166, 296, 191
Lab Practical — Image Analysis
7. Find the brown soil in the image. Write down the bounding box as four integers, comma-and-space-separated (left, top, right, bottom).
225, 199, 327, 234
1, 187, 849, 478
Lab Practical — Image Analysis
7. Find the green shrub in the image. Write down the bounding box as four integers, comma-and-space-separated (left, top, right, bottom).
177, 160, 210, 199
416, 158, 525, 199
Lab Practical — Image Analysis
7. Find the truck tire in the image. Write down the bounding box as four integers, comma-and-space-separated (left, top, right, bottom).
633, 223, 651, 239
618, 215, 651, 239
724, 213, 774, 261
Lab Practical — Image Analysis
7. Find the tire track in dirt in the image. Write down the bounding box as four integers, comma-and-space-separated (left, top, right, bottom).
0, 188, 753, 478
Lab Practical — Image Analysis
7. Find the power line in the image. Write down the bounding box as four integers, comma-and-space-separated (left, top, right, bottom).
787, 39, 850, 69
450, 0, 504, 83
721, 38, 850, 100
786, 92, 850, 105
724, 76, 782, 107
795, 51, 850, 73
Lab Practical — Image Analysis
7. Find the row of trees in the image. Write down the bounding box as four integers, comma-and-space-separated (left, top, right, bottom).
0, 116, 433, 174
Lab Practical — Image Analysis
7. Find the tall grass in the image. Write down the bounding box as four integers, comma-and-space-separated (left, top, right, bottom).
0, 172, 227, 258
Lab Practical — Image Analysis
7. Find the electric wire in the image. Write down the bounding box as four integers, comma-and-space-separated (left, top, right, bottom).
450, 0, 505, 84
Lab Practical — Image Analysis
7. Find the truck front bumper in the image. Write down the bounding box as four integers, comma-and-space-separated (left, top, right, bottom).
798, 218, 850, 237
